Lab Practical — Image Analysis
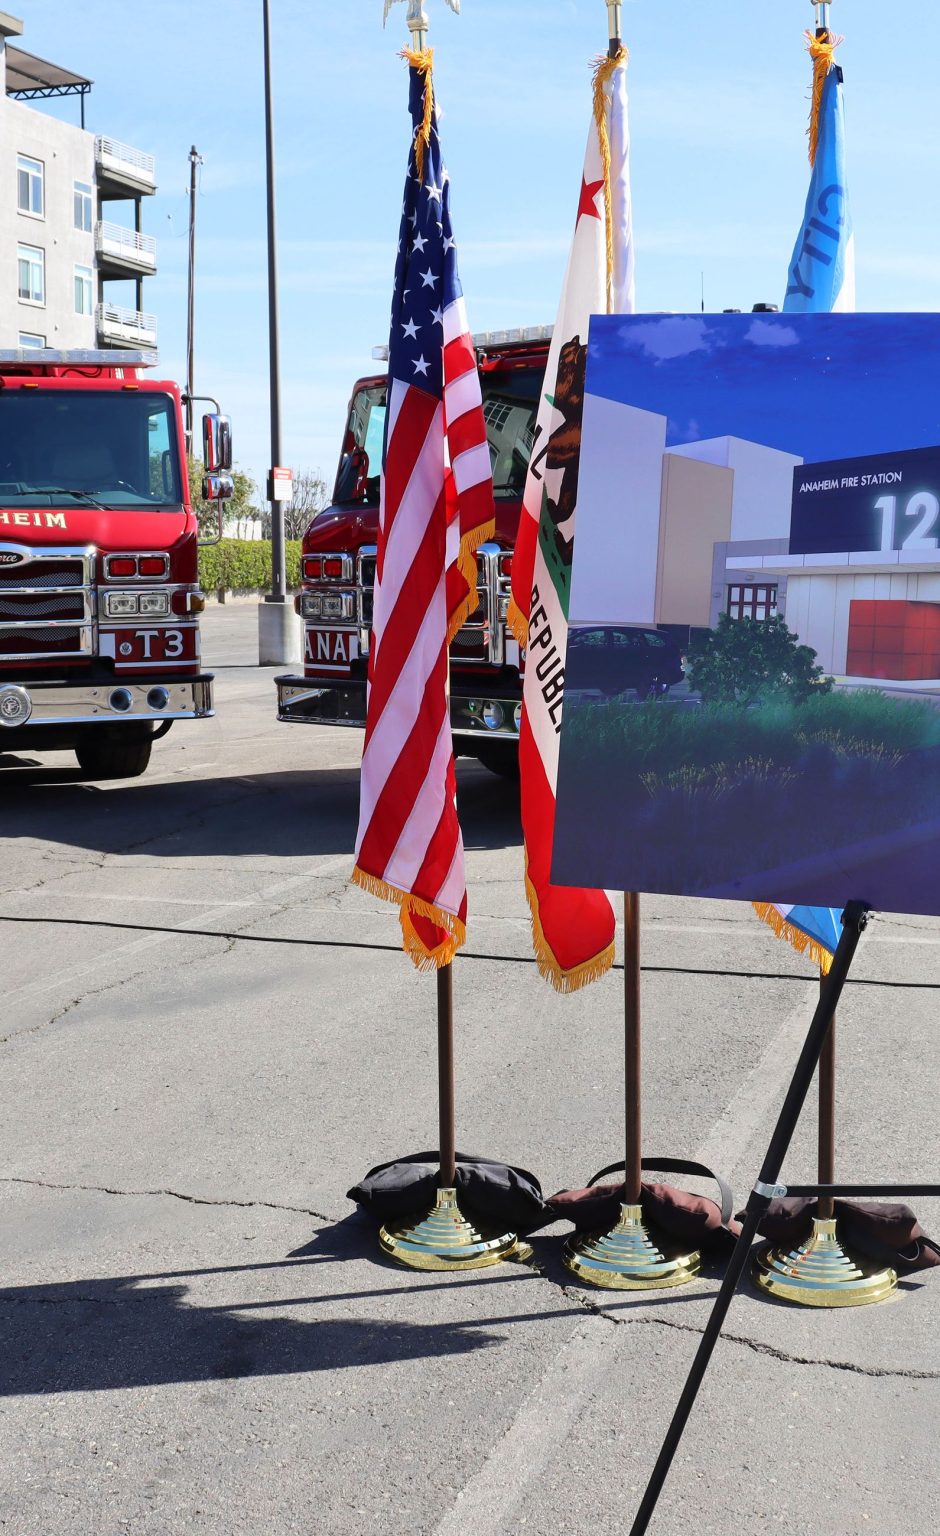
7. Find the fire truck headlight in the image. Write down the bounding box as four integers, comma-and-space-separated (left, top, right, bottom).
138, 592, 170, 616
104, 592, 139, 617
301, 593, 323, 619
482, 702, 504, 731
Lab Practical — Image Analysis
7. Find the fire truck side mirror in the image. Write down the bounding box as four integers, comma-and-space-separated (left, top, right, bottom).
202, 473, 234, 503
202, 413, 233, 473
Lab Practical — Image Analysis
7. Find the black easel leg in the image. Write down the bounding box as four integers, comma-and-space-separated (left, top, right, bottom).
628, 901, 870, 1536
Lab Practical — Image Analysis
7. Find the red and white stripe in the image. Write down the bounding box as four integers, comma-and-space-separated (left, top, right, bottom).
353, 295, 493, 966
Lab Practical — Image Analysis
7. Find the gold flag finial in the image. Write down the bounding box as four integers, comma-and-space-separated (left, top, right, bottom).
384, 0, 460, 50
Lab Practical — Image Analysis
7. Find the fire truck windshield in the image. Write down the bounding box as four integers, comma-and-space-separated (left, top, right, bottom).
0, 389, 184, 508
335, 367, 541, 506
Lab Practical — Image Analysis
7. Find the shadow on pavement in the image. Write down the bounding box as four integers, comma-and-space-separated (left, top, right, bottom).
0, 761, 520, 858
0, 1215, 511, 1397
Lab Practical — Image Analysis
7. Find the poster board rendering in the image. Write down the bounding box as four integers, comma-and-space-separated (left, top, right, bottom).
552, 312, 940, 916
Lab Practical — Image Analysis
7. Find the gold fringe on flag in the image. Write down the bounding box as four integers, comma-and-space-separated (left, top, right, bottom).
592, 43, 628, 315
447, 517, 496, 647
524, 851, 615, 993
401, 46, 435, 184
805, 29, 843, 167
505, 592, 530, 650
352, 865, 466, 970
752, 902, 834, 975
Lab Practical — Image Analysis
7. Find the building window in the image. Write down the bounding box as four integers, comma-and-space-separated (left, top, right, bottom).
74, 180, 93, 232
74, 264, 94, 316
17, 244, 45, 305
727, 583, 778, 622
17, 155, 44, 217
18, 332, 46, 349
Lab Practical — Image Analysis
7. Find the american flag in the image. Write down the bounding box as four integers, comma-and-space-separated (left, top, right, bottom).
352, 54, 494, 970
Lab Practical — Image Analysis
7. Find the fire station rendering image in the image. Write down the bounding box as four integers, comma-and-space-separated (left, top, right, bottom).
552, 311, 940, 921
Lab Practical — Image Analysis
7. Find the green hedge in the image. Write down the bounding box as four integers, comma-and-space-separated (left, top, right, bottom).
198, 539, 302, 593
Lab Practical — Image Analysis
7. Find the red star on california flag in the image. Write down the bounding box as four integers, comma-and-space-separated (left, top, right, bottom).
576, 175, 604, 224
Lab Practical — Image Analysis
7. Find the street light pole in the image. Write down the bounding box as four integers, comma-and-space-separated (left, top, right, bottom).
185, 144, 202, 453
258, 0, 297, 664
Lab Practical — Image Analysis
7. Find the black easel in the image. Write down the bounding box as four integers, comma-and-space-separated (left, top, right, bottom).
628, 900, 940, 1535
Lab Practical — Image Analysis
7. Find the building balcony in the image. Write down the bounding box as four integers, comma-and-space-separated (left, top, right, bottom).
96, 302, 157, 350
96, 220, 157, 276
94, 135, 156, 197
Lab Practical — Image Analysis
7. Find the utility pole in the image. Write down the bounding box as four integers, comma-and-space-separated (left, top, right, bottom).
185, 145, 202, 452
258, 0, 296, 664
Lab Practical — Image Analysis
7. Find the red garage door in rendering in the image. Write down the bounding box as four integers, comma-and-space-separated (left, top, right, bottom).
846, 599, 940, 682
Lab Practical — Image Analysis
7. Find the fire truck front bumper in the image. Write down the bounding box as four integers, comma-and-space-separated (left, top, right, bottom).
0, 675, 214, 736
276, 674, 522, 740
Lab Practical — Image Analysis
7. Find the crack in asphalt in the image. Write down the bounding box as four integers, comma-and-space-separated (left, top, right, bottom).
513, 1253, 940, 1381
0, 965, 150, 1047
0, 1175, 334, 1223
2, 1184, 937, 1382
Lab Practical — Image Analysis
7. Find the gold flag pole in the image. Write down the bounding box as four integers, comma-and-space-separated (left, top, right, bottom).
749, 2, 896, 1308
562, 1, 700, 1291
375, 0, 524, 1272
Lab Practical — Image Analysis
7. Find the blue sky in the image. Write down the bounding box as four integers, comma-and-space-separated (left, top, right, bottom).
587, 312, 940, 462
19, 0, 940, 496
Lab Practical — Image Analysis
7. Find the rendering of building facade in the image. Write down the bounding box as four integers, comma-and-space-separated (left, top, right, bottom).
0, 10, 157, 352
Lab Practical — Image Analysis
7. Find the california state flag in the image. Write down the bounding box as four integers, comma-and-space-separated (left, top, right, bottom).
507, 47, 634, 991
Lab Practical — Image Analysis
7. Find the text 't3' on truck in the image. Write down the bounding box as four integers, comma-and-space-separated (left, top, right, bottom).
275, 327, 555, 775
0, 348, 232, 780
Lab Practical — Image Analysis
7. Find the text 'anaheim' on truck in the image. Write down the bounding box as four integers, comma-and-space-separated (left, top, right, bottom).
275, 325, 687, 771
0, 348, 233, 780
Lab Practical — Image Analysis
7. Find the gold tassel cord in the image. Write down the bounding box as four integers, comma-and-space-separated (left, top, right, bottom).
805, 29, 843, 167
524, 855, 616, 994
402, 46, 435, 184
752, 902, 834, 975
352, 865, 466, 970
591, 44, 628, 315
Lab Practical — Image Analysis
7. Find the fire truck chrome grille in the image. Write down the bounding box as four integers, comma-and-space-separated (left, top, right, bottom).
0, 561, 84, 588
0, 593, 87, 620
0, 548, 94, 662
0, 625, 84, 656
354, 542, 502, 665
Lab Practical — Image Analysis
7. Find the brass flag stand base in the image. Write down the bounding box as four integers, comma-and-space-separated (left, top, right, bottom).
380, 1185, 524, 1271
754, 1217, 897, 1307
566, 895, 699, 1293
378, 965, 524, 1272
564, 1202, 700, 1290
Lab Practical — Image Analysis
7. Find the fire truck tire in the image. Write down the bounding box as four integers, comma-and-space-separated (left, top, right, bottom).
471, 740, 520, 779
75, 728, 154, 781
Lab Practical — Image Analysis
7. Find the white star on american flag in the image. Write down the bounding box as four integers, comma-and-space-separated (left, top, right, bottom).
412, 355, 430, 376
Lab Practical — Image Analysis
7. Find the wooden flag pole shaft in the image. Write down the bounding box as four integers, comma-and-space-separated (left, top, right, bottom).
437, 961, 457, 1187
624, 891, 643, 1204
817, 970, 836, 1221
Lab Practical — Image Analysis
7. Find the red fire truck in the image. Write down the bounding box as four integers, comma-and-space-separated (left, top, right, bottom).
275, 326, 549, 774
0, 348, 231, 779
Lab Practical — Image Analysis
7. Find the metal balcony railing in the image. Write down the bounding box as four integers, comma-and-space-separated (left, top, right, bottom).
94, 136, 156, 189
95, 302, 157, 348
95, 219, 157, 268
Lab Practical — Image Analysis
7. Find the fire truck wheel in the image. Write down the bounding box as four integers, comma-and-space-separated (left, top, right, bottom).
74, 728, 154, 781
471, 740, 520, 780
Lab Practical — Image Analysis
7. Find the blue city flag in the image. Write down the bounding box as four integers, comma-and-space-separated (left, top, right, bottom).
783, 45, 854, 313
755, 34, 854, 972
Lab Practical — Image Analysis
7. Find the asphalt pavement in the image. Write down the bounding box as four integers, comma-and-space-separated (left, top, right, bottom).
1, 601, 938, 1535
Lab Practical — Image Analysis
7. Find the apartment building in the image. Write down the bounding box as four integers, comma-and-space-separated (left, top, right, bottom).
0, 11, 157, 352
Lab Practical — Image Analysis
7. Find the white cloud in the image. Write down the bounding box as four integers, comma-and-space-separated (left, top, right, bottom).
617, 316, 721, 362
745, 319, 800, 347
